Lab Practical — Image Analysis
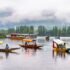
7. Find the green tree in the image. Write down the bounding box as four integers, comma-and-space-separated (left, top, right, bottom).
38, 26, 47, 36
52, 26, 58, 36
67, 26, 70, 36
19, 26, 24, 33
16, 27, 20, 33
61, 26, 67, 36
23, 26, 29, 34
29, 26, 34, 34
8, 28, 15, 34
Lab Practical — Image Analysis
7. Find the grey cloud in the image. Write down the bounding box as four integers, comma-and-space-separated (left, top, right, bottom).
0, 8, 13, 18
42, 10, 56, 17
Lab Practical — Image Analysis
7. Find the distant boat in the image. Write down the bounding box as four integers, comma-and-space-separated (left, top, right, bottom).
45, 36, 49, 41
9, 33, 37, 40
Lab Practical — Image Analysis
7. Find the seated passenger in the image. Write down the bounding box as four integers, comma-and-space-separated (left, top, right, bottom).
25, 42, 27, 45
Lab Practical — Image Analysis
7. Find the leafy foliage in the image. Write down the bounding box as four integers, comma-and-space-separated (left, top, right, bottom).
0, 25, 70, 36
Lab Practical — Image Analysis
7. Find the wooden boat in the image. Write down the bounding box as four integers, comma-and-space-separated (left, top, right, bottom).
10, 37, 24, 40
52, 39, 66, 48
0, 48, 20, 52
52, 39, 66, 52
10, 33, 37, 41
10, 33, 25, 40
52, 39, 70, 53
19, 44, 42, 49
20, 38, 42, 49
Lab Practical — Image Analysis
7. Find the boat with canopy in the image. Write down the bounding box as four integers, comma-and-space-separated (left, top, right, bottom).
19, 39, 42, 49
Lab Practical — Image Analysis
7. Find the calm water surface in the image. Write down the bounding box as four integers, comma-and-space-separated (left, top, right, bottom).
0, 37, 70, 70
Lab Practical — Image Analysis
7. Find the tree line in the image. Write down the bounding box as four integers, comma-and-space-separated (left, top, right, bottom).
0, 25, 70, 36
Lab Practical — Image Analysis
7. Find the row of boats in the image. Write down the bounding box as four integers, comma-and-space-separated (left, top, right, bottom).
0, 35, 70, 54
0, 36, 49, 53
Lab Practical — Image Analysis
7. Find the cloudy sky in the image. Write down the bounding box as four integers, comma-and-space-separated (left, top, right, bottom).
0, 0, 70, 24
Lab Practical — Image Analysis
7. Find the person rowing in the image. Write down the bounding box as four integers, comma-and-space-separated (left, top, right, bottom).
5, 44, 9, 49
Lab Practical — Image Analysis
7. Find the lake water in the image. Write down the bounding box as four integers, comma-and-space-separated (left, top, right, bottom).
0, 37, 70, 70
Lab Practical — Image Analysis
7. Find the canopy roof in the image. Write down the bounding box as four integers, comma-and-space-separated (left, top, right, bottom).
23, 39, 33, 42
53, 39, 65, 45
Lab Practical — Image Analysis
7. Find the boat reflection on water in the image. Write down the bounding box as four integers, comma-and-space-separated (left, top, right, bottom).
5, 52, 19, 59
0, 46, 20, 59
52, 49, 70, 60
0, 51, 19, 59
52, 50, 66, 59
22, 47, 42, 56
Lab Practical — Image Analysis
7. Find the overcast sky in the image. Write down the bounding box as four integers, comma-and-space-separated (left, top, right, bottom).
0, 0, 70, 22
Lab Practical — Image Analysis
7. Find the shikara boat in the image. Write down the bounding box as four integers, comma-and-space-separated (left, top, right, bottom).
10, 37, 24, 40
0, 48, 20, 52
19, 44, 42, 49
9, 33, 37, 41
52, 39, 70, 54
52, 39, 66, 52
19, 39, 42, 49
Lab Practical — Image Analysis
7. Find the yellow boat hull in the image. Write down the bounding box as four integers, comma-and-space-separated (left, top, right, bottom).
53, 48, 66, 52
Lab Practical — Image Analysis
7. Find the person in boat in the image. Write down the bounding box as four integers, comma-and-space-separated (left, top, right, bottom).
33, 40, 36, 46
25, 42, 27, 46
5, 44, 9, 49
